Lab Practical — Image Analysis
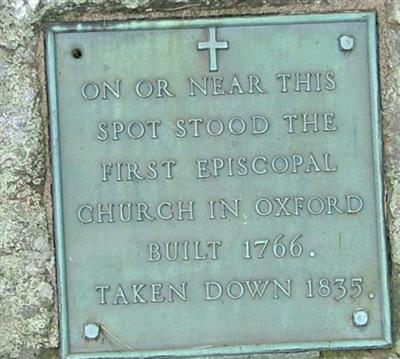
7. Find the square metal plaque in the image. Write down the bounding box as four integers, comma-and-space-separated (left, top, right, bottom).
46, 12, 391, 359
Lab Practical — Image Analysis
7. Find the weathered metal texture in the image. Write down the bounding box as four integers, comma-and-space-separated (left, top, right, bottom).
46, 13, 390, 359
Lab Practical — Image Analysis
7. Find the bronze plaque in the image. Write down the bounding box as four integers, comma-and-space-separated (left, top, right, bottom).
46, 12, 391, 359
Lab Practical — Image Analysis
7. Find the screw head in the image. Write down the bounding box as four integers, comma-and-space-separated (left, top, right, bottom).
339, 35, 355, 51
84, 323, 100, 339
353, 310, 368, 327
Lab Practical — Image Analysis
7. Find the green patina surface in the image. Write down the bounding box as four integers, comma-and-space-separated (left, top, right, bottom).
47, 12, 389, 358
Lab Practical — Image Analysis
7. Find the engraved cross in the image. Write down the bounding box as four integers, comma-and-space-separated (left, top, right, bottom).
197, 27, 229, 72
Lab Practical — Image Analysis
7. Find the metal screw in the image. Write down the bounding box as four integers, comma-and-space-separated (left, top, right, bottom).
339, 35, 355, 51
84, 323, 100, 339
353, 310, 369, 327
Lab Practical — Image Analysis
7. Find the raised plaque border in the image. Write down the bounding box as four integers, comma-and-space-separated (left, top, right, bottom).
45, 12, 391, 359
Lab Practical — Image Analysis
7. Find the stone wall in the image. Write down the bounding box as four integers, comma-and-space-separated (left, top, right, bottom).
1, 0, 399, 358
